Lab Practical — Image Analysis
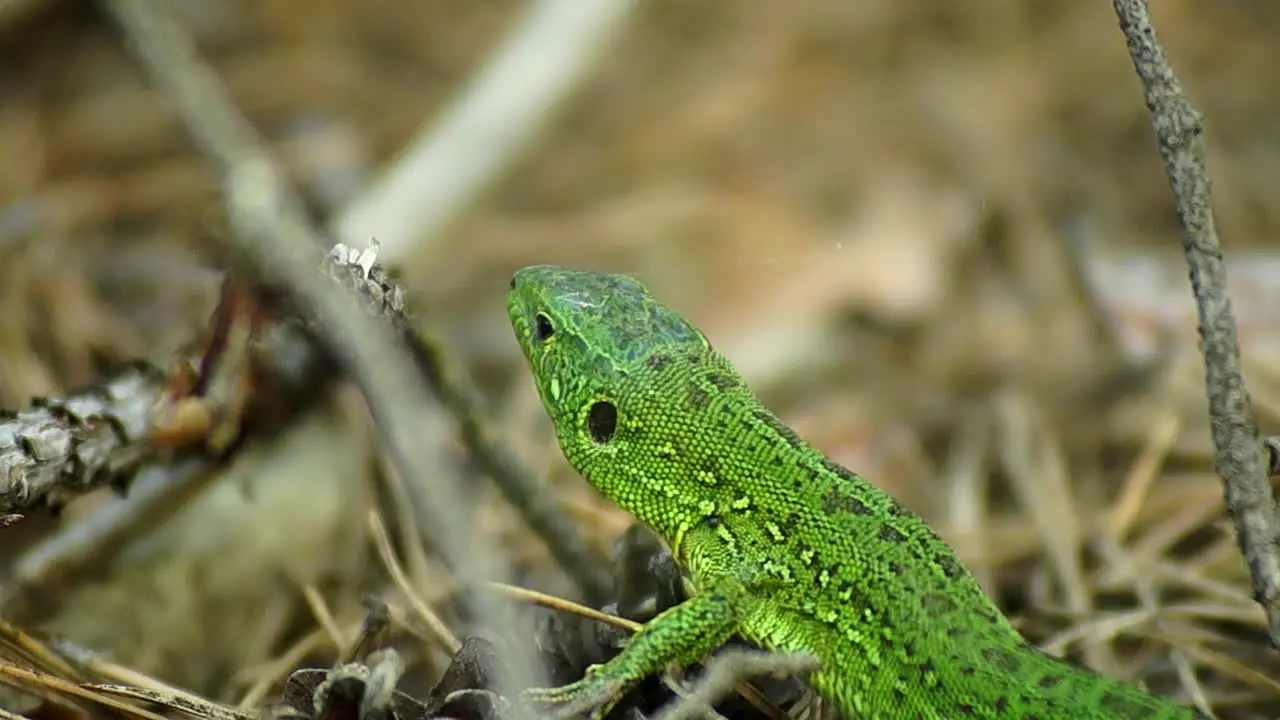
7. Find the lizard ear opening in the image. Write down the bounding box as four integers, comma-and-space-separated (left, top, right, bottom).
587, 401, 618, 444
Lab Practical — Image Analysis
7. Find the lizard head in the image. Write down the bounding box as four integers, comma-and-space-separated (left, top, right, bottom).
507, 265, 719, 530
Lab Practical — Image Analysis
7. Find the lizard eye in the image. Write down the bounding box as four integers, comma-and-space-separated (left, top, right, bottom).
534, 312, 555, 343
587, 401, 617, 444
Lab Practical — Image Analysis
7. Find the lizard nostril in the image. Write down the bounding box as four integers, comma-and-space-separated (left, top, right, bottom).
509, 274, 518, 290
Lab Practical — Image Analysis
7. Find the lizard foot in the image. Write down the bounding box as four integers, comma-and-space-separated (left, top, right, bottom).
521, 665, 627, 720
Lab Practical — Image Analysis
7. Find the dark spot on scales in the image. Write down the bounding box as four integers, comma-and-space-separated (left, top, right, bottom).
878, 524, 908, 543
822, 488, 872, 516
981, 647, 1021, 672
820, 458, 863, 485
921, 592, 957, 615
936, 553, 966, 580
1098, 692, 1156, 716
886, 498, 911, 517
752, 409, 804, 448
705, 372, 738, 391
687, 384, 710, 410
646, 354, 674, 371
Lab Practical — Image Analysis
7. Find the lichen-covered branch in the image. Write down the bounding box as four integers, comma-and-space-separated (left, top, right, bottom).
0, 364, 162, 515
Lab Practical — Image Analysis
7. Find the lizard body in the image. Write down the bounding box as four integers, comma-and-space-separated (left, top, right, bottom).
507, 265, 1202, 719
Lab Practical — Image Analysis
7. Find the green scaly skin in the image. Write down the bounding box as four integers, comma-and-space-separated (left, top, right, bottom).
507, 265, 1204, 719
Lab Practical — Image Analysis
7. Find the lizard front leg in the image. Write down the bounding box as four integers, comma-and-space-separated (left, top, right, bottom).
523, 580, 747, 718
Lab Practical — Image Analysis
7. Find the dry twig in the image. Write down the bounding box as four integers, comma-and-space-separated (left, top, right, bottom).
1110, 0, 1280, 645
6, 0, 615, 607
98, 0, 542, 704
326, 245, 613, 601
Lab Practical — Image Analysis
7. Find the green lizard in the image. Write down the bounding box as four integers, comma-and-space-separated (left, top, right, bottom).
507, 265, 1204, 719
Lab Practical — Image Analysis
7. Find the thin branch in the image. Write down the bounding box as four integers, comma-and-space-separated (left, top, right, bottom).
1110, 0, 1280, 644
98, 0, 543, 704
410, 329, 614, 601
0, 253, 370, 624
0, 661, 171, 720
97, 0, 612, 603
79, 683, 251, 720
322, 0, 635, 600
322, 0, 641, 604
323, 244, 612, 602
367, 509, 461, 654
0, 275, 337, 517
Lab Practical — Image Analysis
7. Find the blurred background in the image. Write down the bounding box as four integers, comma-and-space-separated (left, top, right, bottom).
2, 0, 1280, 717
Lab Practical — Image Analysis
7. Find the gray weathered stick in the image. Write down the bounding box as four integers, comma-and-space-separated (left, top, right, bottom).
99, 0, 544, 704
1111, 0, 1280, 645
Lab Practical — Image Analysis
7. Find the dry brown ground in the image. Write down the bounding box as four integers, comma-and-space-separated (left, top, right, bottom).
1, 1, 1279, 718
